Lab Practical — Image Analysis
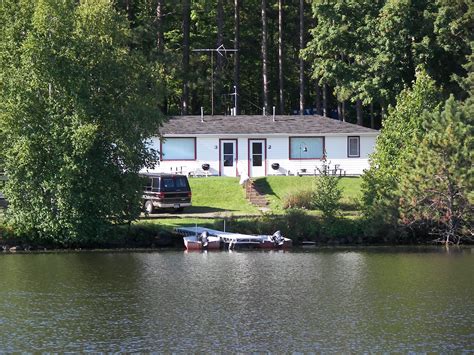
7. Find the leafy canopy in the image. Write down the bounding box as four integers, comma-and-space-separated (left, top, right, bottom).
0, 0, 163, 244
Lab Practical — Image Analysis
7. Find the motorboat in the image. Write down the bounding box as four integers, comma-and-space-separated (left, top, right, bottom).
176, 226, 292, 250
182, 230, 221, 251
258, 230, 293, 249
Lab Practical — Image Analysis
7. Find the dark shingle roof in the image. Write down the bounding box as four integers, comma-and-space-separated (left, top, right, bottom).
160, 115, 378, 135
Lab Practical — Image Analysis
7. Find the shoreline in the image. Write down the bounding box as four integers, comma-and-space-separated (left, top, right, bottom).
0, 244, 469, 254
2, 212, 471, 251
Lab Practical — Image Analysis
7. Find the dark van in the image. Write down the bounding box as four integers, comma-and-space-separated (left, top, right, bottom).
142, 173, 192, 213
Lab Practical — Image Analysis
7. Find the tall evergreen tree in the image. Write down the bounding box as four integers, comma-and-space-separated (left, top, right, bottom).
278, 0, 284, 114
182, 0, 190, 114
398, 97, 473, 243
361, 70, 442, 229
299, 0, 305, 114
234, 0, 241, 114
261, 0, 269, 113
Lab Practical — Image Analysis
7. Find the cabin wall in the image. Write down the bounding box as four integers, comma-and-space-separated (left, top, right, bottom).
144, 134, 377, 177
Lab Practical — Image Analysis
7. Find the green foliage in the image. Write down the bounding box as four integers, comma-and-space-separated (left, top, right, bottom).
431, 0, 474, 97
361, 70, 443, 226
313, 158, 342, 220
282, 189, 314, 210
398, 97, 473, 243
305, 0, 472, 122
304, 0, 382, 105
0, 0, 163, 244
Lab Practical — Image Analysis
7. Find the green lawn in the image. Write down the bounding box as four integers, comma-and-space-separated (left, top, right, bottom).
137, 218, 227, 231
254, 176, 362, 213
172, 176, 362, 216
187, 177, 260, 215
137, 176, 363, 230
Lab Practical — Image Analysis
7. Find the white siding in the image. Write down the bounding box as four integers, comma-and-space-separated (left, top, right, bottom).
144, 134, 378, 177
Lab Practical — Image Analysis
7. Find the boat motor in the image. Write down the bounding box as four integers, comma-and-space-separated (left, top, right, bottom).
199, 231, 209, 248
271, 230, 285, 246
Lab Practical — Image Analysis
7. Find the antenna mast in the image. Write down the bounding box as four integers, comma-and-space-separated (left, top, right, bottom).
192, 45, 238, 116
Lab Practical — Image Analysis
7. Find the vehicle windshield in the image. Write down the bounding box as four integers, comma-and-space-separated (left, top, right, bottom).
161, 177, 189, 192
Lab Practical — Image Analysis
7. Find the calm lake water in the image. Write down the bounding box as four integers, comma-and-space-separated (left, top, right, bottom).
0, 247, 473, 352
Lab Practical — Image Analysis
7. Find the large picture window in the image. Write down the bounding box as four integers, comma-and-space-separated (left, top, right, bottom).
161, 137, 196, 160
289, 137, 324, 159
347, 136, 360, 157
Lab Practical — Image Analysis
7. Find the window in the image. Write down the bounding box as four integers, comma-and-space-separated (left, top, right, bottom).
289, 137, 324, 159
161, 137, 196, 160
162, 177, 188, 191
347, 136, 360, 157
223, 142, 234, 167
252, 142, 263, 166
144, 177, 160, 192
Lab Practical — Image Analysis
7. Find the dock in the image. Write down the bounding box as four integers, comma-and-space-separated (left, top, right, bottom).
175, 226, 291, 250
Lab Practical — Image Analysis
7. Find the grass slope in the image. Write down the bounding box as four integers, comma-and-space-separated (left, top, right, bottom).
188, 177, 259, 215
254, 176, 362, 213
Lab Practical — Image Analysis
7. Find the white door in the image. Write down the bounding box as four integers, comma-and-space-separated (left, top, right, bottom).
249, 139, 266, 177
220, 140, 237, 176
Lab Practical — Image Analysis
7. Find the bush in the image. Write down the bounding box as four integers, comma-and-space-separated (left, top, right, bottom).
313, 159, 342, 220
283, 189, 314, 209
283, 208, 320, 243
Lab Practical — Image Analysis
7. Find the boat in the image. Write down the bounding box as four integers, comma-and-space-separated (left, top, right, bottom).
176, 226, 292, 250
178, 227, 222, 250
182, 230, 221, 251
258, 230, 293, 249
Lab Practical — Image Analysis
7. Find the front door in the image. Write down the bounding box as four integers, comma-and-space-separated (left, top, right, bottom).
249, 139, 266, 177
220, 140, 237, 176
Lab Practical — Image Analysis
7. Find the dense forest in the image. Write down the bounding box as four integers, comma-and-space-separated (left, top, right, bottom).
113, 0, 472, 127
0, 0, 472, 244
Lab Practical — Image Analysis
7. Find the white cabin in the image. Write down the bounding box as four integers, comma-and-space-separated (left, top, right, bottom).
145, 115, 378, 178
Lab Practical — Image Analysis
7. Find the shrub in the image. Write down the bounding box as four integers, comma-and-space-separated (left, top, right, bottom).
283, 189, 314, 209
313, 158, 342, 220
283, 208, 320, 243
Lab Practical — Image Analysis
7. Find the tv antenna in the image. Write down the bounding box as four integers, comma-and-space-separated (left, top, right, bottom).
192, 44, 238, 116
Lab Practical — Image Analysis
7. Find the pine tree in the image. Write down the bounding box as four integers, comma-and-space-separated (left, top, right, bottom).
361, 69, 442, 228
398, 97, 473, 244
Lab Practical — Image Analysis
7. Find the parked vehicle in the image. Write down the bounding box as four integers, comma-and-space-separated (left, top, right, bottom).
141, 173, 192, 213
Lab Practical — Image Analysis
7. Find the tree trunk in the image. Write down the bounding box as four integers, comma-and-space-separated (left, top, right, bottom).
261, 0, 269, 113
370, 102, 375, 129
156, 0, 164, 52
381, 104, 386, 121
234, 0, 240, 115
157, 0, 166, 114
322, 84, 328, 116
356, 99, 363, 126
182, 0, 190, 115
315, 83, 322, 115
337, 102, 342, 121
278, 0, 284, 114
125, 0, 133, 23
342, 101, 346, 122
299, 0, 305, 114
215, 0, 224, 114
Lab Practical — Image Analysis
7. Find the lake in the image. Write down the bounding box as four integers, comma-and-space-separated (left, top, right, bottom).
0, 247, 472, 352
